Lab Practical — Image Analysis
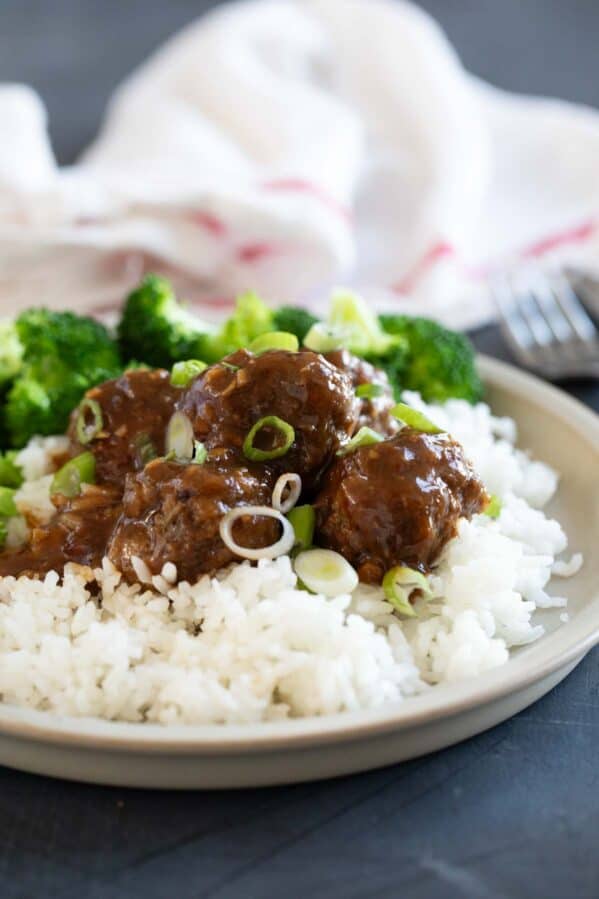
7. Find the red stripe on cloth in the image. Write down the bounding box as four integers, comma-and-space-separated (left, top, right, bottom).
262, 178, 352, 222
520, 219, 597, 258
391, 241, 455, 295
236, 242, 279, 264
191, 295, 236, 310
188, 210, 228, 237
390, 219, 597, 294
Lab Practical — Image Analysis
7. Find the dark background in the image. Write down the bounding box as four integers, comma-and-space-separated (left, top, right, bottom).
1, 2, 598, 897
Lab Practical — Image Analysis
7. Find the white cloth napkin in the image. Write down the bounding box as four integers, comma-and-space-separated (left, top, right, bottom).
2, 0, 599, 328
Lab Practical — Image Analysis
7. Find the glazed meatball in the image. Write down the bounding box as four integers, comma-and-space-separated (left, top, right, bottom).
314, 428, 488, 583
0, 485, 122, 579
107, 459, 279, 584
68, 369, 180, 489
178, 349, 359, 491
325, 349, 398, 435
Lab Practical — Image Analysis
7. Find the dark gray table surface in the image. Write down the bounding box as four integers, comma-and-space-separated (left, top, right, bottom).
0, 3, 598, 898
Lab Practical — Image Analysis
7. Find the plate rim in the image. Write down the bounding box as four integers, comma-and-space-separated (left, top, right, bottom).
0, 354, 597, 754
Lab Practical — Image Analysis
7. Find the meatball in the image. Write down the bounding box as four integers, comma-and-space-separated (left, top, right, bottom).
325, 349, 398, 435
0, 485, 122, 579
107, 459, 279, 584
68, 369, 180, 489
314, 428, 488, 583
178, 349, 359, 491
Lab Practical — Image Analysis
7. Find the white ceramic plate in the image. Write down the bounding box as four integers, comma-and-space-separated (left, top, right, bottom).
0, 355, 597, 789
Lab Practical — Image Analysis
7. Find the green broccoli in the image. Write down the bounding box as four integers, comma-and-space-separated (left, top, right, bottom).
272, 306, 319, 342
118, 275, 216, 368
203, 291, 274, 361
4, 309, 122, 448
305, 290, 397, 357
0, 321, 24, 388
379, 314, 483, 403
0, 450, 24, 488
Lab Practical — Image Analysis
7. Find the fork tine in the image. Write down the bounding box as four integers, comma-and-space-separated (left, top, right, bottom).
551, 274, 597, 341
528, 273, 575, 344
491, 274, 538, 364
516, 280, 555, 348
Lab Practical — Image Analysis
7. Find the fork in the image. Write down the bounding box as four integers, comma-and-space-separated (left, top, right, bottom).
492, 269, 599, 379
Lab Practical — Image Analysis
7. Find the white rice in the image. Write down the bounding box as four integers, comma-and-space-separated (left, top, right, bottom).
0, 398, 581, 725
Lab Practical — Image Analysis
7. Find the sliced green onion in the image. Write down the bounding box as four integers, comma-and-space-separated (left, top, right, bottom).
382, 565, 432, 618
193, 441, 208, 465
51, 452, 96, 498
0, 486, 17, 518
243, 416, 295, 462
355, 383, 384, 400
219, 505, 295, 560
75, 398, 104, 444
390, 402, 442, 434
303, 323, 345, 353
337, 426, 384, 456
293, 549, 358, 597
166, 411, 194, 462
272, 473, 302, 514
287, 504, 315, 552
221, 361, 240, 372
170, 359, 207, 387
249, 331, 299, 355
484, 494, 502, 519
134, 433, 157, 466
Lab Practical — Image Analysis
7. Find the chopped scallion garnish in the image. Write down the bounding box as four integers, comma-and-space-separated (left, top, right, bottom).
293, 549, 358, 597
248, 331, 299, 355
484, 494, 502, 519
355, 383, 384, 400
287, 504, 315, 552
75, 398, 104, 444
166, 412, 194, 462
170, 359, 207, 387
390, 403, 442, 434
242, 416, 295, 462
193, 441, 208, 465
382, 565, 432, 617
134, 433, 157, 466
337, 426, 384, 456
50, 452, 96, 498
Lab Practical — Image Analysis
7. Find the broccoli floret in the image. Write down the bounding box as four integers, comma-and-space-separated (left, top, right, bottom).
203, 291, 274, 361
272, 306, 319, 342
118, 275, 216, 368
4, 309, 122, 447
379, 314, 483, 403
0, 321, 23, 388
0, 450, 24, 488
305, 290, 397, 357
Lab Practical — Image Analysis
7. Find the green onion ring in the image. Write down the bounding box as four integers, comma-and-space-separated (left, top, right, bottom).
484, 494, 502, 519
382, 565, 432, 617
75, 398, 104, 444
337, 426, 383, 456
193, 441, 208, 465
165, 411, 195, 462
243, 416, 295, 462
50, 452, 96, 498
287, 504, 315, 552
390, 403, 442, 434
355, 383, 384, 400
249, 331, 299, 355
272, 473, 302, 514
170, 359, 207, 387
